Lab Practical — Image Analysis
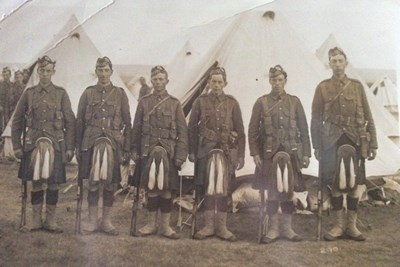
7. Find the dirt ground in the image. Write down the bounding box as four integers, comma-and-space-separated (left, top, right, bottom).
1, 160, 400, 267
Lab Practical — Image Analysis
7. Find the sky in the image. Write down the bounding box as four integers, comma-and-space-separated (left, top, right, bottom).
0, 0, 399, 71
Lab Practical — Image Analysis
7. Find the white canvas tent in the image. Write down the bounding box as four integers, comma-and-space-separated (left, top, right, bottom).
1, 15, 138, 159
316, 33, 399, 139
168, 10, 400, 177
370, 75, 398, 117
0, 0, 113, 64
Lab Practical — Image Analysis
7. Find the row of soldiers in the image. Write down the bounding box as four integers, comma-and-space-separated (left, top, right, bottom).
10, 46, 377, 243
0, 67, 30, 137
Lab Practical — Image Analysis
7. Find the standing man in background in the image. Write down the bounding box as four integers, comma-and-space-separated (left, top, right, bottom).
0, 67, 13, 135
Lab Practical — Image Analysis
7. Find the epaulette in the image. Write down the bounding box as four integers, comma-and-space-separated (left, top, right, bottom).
287, 94, 300, 103
85, 85, 97, 91
318, 78, 331, 85
140, 93, 152, 100
348, 78, 362, 85
224, 94, 237, 101
54, 85, 66, 92
198, 94, 208, 98
168, 94, 179, 101
25, 85, 37, 92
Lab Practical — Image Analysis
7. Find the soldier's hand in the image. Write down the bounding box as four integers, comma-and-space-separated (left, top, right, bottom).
302, 156, 310, 168
175, 159, 184, 170
236, 157, 245, 170
131, 152, 139, 162
253, 155, 262, 169
368, 149, 377, 160
66, 150, 74, 162
14, 148, 22, 159
75, 150, 80, 163
122, 152, 131, 165
314, 149, 320, 161
188, 153, 196, 162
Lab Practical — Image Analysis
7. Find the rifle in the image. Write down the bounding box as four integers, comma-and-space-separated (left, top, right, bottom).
130, 159, 141, 236
191, 161, 199, 238
258, 189, 266, 243
177, 174, 183, 230
316, 148, 323, 241
74, 172, 83, 234
19, 114, 28, 231
19, 181, 27, 230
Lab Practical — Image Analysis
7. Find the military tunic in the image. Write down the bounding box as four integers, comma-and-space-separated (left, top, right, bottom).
131, 90, 188, 190
7, 82, 25, 120
311, 75, 377, 185
248, 91, 311, 191
188, 91, 245, 186
11, 82, 76, 183
76, 83, 132, 183
0, 80, 13, 131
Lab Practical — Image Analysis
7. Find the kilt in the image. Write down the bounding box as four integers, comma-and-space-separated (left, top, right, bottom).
18, 150, 66, 184
137, 156, 179, 191
252, 148, 305, 196
321, 134, 366, 187
78, 147, 121, 184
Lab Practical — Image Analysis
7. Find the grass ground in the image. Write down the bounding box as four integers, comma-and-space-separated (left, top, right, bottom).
1, 160, 399, 267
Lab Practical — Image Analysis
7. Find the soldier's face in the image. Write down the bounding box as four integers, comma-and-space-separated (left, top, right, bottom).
151, 73, 169, 91
15, 73, 24, 85
269, 74, 286, 94
208, 74, 227, 92
37, 64, 55, 84
96, 65, 113, 85
329, 54, 348, 75
2, 70, 11, 81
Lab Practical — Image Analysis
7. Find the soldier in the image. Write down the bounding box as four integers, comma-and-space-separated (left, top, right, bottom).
131, 66, 188, 239
0, 67, 13, 133
138, 76, 152, 99
12, 56, 76, 232
76, 57, 131, 236
311, 47, 377, 242
22, 68, 31, 85
248, 65, 311, 244
188, 67, 245, 242
8, 70, 26, 120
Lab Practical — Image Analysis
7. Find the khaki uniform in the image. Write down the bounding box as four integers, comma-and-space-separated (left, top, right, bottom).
131, 90, 188, 190
0, 80, 13, 132
248, 91, 311, 193
76, 83, 132, 184
7, 82, 25, 120
311, 76, 377, 186
188, 90, 245, 242
188, 91, 245, 186
12, 82, 76, 183
312, 71, 377, 242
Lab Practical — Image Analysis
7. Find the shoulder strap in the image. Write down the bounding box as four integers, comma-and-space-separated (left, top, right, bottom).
146, 96, 171, 118
261, 95, 282, 115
